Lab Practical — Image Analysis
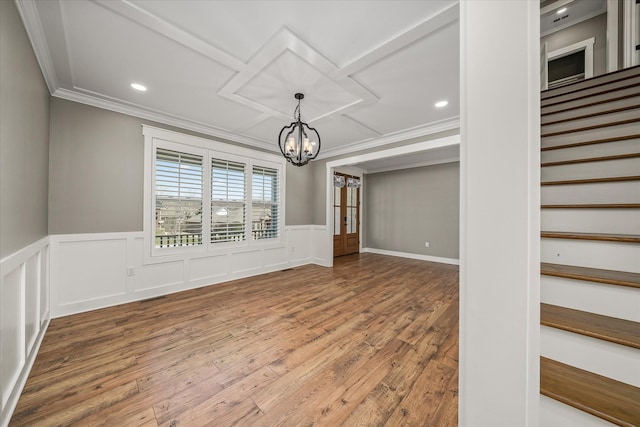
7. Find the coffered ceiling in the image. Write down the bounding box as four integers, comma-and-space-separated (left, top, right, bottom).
17, 0, 460, 158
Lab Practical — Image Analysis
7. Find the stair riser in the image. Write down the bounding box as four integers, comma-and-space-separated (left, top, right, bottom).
541, 239, 640, 272
541, 396, 617, 427
541, 181, 640, 205
541, 326, 640, 387
541, 138, 640, 163
542, 209, 640, 235
541, 276, 640, 322
542, 122, 640, 149
541, 157, 640, 181
542, 108, 640, 134
542, 96, 640, 124
542, 66, 640, 100
542, 76, 640, 108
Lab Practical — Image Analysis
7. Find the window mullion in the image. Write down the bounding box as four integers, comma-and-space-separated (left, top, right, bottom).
246, 160, 253, 242
202, 152, 212, 250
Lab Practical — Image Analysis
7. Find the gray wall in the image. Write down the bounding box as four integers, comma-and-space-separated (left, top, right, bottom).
541, 13, 607, 78
310, 128, 459, 225
48, 98, 313, 234
364, 162, 459, 259
0, 1, 50, 258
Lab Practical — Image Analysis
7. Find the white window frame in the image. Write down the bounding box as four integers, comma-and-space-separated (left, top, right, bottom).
546, 37, 594, 88
143, 125, 285, 262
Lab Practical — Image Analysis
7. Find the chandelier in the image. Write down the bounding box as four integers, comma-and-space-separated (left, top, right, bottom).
278, 93, 321, 167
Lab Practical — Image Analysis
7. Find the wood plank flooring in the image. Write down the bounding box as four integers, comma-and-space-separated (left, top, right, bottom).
10, 253, 459, 426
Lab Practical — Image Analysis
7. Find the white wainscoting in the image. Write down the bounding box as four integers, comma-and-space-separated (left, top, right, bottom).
362, 247, 460, 265
50, 226, 328, 318
0, 237, 50, 427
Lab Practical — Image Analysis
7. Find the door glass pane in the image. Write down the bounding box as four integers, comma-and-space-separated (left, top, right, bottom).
334, 187, 341, 206
351, 187, 358, 206
334, 207, 341, 235
346, 207, 352, 233
350, 208, 357, 233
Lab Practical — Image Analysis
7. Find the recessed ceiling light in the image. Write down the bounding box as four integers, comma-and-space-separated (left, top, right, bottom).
131, 83, 147, 92
435, 100, 448, 108
557, 7, 567, 14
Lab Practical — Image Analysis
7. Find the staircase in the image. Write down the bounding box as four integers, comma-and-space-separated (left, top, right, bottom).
540, 66, 640, 426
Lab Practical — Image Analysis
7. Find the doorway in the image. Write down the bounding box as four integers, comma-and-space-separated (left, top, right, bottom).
333, 172, 360, 257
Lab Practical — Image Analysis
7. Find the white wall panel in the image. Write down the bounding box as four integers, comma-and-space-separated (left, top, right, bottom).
50, 227, 322, 318
541, 239, 640, 272
0, 237, 50, 427
1, 266, 24, 409
287, 226, 312, 265
136, 259, 184, 292
24, 254, 39, 355
189, 255, 228, 281
230, 250, 262, 274
57, 239, 127, 305
311, 226, 331, 267
262, 247, 288, 269
39, 246, 49, 325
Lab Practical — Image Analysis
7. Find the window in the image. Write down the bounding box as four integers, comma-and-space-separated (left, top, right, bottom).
252, 166, 279, 240
155, 149, 203, 248
211, 159, 246, 243
144, 126, 285, 258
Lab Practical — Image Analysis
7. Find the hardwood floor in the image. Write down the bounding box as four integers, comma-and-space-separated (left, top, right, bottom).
10, 253, 459, 426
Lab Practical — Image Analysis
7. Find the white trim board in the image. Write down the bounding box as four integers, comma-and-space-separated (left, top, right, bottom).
362, 247, 459, 266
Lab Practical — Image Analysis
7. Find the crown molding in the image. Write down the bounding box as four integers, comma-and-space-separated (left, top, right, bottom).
317, 116, 460, 160
52, 88, 278, 153
15, 0, 59, 94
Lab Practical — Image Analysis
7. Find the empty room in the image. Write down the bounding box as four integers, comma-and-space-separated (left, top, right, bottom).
3, 1, 637, 426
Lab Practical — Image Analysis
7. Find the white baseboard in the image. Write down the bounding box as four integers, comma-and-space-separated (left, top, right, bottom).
0, 236, 50, 427
362, 247, 459, 265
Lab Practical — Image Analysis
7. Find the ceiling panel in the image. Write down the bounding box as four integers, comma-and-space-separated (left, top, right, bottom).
131, 1, 456, 66
347, 20, 460, 135
21, 0, 460, 156
58, 1, 264, 130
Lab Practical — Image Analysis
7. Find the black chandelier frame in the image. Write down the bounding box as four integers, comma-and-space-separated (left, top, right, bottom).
278, 93, 321, 167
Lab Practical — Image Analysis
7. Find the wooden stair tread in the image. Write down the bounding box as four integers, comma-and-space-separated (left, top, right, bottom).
541, 176, 640, 185
541, 231, 640, 243
541, 304, 640, 348
542, 93, 640, 117
541, 203, 640, 209
541, 263, 640, 288
541, 134, 640, 152
541, 152, 640, 167
542, 104, 640, 126
541, 118, 640, 138
541, 65, 640, 101
540, 357, 640, 427
542, 81, 640, 109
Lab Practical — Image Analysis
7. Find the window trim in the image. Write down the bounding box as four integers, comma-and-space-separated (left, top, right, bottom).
546, 37, 594, 88
143, 126, 286, 263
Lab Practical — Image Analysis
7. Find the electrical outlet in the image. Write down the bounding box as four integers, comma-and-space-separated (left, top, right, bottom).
127, 267, 135, 276
425, 241, 430, 248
